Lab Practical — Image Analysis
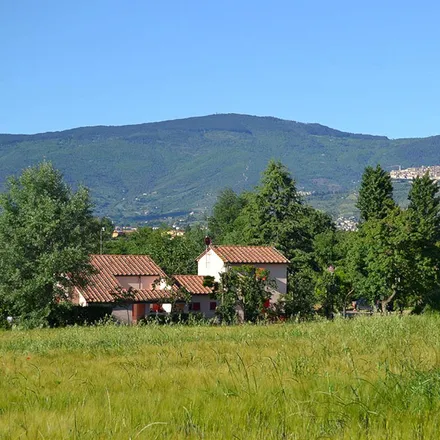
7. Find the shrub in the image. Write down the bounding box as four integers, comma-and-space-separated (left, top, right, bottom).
47, 302, 112, 327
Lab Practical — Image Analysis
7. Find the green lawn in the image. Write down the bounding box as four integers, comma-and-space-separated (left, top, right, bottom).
1, 316, 440, 439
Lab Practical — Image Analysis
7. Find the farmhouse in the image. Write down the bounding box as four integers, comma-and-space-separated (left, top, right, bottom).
72, 254, 175, 323
197, 245, 289, 297
72, 245, 289, 322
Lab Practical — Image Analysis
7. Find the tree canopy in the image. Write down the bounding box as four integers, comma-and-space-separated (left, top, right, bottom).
0, 162, 97, 325
356, 165, 395, 222
104, 225, 206, 275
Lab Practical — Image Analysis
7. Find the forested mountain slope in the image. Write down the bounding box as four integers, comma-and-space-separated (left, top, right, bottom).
1, 114, 439, 223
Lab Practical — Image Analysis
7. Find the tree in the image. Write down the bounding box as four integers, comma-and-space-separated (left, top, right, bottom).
104, 225, 206, 275
407, 173, 440, 310
348, 207, 412, 312
0, 162, 97, 325
408, 172, 440, 242
212, 266, 273, 323
208, 188, 245, 243
207, 160, 335, 319
283, 267, 316, 320
312, 230, 355, 317
236, 160, 307, 257
356, 165, 395, 222
315, 269, 345, 319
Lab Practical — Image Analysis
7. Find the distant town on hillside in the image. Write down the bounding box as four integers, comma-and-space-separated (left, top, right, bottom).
2, 114, 440, 225
390, 165, 440, 181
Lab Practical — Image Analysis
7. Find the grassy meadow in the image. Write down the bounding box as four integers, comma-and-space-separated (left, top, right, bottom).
1, 316, 440, 439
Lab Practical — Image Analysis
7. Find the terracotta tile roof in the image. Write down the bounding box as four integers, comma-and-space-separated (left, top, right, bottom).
91, 254, 167, 277
78, 254, 169, 303
197, 246, 289, 264
174, 275, 214, 295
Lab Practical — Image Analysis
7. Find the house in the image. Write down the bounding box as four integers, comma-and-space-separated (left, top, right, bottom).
173, 275, 216, 318
72, 254, 174, 323
72, 246, 289, 322
196, 245, 289, 302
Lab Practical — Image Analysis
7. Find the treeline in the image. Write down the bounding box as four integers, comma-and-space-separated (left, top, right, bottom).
103, 160, 440, 319
206, 161, 440, 318
104, 227, 206, 275
1, 160, 439, 327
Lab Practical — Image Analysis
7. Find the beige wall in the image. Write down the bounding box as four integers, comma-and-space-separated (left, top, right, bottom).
112, 305, 132, 323
72, 288, 88, 306
233, 263, 288, 295
190, 295, 217, 319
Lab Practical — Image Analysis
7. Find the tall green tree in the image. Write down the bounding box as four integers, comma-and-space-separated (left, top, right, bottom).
406, 173, 440, 310
348, 207, 412, 312
283, 267, 316, 320
356, 165, 395, 222
208, 160, 335, 318
236, 160, 307, 257
408, 172, 440, 242
208, 188, 245, 243
0, 162, 97, 325
315, 269, 346, 319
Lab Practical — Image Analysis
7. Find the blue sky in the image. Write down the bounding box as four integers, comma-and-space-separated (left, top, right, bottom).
1, 0, 439, 138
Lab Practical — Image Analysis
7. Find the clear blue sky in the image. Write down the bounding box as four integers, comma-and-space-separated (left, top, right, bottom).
1, 0, 439, 138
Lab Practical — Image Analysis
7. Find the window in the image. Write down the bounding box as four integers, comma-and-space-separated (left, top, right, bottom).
210, 301, 217, 311
151, 303, 164, 313
191, 302, 201, 311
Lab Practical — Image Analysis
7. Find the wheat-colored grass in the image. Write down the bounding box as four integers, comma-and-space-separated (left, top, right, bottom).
1, 316, 440, 439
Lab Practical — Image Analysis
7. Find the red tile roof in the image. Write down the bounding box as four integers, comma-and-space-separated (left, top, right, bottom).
78, 254, 170, 303
174, 275, 214, 295
197, 246, 289, 264
91, 254, 166, 276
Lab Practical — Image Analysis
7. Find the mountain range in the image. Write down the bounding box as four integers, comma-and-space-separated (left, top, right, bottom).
1, 113, 439, 224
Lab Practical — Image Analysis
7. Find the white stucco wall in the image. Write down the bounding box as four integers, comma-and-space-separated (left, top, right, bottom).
197, 250, 225, 281
78, 291, 87, 306
198, 250, 288, 296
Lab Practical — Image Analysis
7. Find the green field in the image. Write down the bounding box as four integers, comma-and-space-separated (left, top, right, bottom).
1, 316, 440, 439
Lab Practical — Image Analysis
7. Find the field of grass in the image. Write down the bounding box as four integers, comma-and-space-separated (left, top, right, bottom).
1, 316, 440, 439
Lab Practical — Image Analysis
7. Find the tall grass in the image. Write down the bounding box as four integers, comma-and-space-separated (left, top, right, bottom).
1, 316, 440, 439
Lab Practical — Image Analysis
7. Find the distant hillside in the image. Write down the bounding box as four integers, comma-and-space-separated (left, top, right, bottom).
1, 114, 439, 224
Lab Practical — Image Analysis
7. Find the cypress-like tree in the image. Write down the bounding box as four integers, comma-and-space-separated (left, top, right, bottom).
356, 165, 395, 222
408, 172, 440, 242
407, 173, 440, 310
348, 207, 412, 312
